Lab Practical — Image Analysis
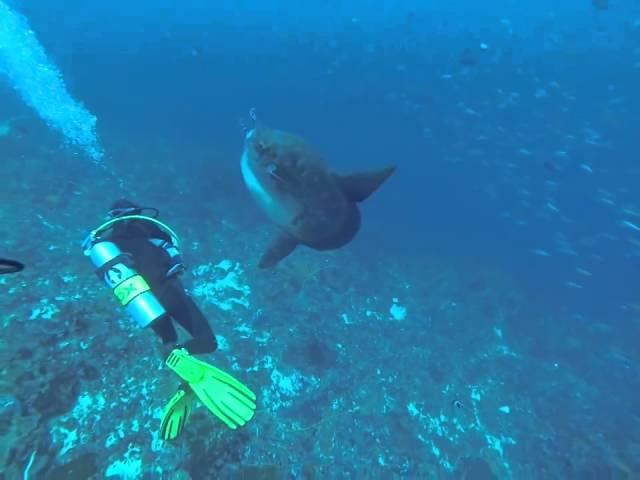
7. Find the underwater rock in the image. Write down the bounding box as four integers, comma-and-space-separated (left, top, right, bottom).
172, 470, 192, 480
284, 335, 337, 374
456, 457, 497, 479
301, 463, 317, 479
234, 464, 282, 480
0, 414, 39, 473
32, 371, 79, 419
0, 394, 21, 422
47, 452, 98, 479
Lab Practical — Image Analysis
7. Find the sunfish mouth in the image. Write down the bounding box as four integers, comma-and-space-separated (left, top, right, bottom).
243, 128, 282, 181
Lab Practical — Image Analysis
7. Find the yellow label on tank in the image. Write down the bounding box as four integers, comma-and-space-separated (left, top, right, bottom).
113, 275, 150, 306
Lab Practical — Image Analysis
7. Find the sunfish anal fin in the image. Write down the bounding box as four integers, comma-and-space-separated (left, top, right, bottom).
335, 166, 396, 203
259, 233, 299, 268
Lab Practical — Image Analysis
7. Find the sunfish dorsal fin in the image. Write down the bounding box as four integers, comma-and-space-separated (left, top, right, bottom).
335, 166, 396, 203
259, 233, 298, 268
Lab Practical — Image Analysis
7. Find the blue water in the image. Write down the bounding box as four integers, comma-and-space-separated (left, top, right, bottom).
1, 0, 639, 478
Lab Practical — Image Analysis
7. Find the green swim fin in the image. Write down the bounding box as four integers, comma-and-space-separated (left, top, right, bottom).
165, 348, 257, 429
160, 387, 194, 441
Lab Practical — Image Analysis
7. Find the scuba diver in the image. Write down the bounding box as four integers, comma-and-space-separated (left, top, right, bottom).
0, 258, 24, 274
82, 199, 256, 441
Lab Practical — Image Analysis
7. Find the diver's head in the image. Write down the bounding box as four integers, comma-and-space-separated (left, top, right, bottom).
107, 198, 158, 219
107, 198, 143, 219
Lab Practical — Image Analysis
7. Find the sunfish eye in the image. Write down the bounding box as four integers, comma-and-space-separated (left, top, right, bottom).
266, 163, 284, 182
255, 141, 267, 154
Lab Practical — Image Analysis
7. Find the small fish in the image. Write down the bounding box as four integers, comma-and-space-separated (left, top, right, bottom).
621, 220, 640, 232
0, 258, 24, 274
628, 238, 640, 248
459, 48, 478, 66
576, 268, 592, 276
532, 249, 551, 257
579, 164, 593, 174
622, 207, 640, 217
406, 10, 416, 23
556, 246, 578, 256
546, 202, 559, 213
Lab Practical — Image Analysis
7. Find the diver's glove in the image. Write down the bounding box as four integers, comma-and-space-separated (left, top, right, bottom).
165, 348, 257, 429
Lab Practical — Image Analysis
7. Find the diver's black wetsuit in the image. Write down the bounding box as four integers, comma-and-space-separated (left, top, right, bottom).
106, 218, 217, 355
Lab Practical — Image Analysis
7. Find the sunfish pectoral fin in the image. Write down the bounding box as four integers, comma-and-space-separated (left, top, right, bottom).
335, 166, 396, 203
258, 233, 299, 268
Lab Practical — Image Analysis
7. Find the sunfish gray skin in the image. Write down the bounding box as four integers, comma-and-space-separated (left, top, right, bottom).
240, 126, 396, 268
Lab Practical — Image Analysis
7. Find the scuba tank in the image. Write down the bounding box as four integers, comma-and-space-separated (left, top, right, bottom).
82, 213, 182, 328
86, 240, 166, 328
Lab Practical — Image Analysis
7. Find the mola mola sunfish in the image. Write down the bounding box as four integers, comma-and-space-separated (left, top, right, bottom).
240, 126, 396, 268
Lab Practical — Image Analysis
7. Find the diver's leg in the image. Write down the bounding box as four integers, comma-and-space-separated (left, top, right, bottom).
178, 293, 218, 354
150, 282, 181, 350
163, 278, 217, 354
150, 313, 178, 347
